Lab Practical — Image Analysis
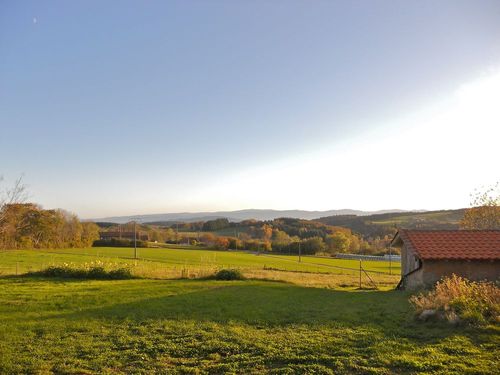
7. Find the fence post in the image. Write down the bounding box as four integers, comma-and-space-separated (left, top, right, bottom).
389, 246, 392, 275
359, 260, 361, 289
16, 262, 19, 276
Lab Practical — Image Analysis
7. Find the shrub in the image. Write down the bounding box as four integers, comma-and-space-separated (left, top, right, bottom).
214, 269, 246, 281
92, 238, 149, 248
243, 240, 271, 252
215, 237, 230, 250
28, 264, 135, 280
228, 237, 242, 250
107, 268, 134, 279
410, 274, 500, 325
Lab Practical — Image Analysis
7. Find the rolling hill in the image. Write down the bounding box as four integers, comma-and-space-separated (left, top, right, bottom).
316, 209, 465, 238
92, 208, 410, 224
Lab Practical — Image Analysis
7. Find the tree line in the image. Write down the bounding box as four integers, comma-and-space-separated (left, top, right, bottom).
0, 203, 100, 249
1, 177, 100, 249
2, 175, 497, 252
172, 217, 393, 255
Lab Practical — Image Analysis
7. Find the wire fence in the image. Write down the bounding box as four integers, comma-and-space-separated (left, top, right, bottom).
0, 248, 401, 289
334, 253, 401, 262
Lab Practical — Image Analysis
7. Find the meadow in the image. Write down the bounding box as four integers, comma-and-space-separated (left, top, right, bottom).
0, 247, 498, 374
0, 247, 399, 289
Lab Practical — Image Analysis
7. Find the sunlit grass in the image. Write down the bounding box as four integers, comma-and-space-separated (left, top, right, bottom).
0, 247, 400, 274
0, 277, 497, 374
0, 248, 497, 373
0, 247, 401, 289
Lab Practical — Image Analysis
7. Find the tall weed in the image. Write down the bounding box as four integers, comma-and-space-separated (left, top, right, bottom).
410, 274, 500, 325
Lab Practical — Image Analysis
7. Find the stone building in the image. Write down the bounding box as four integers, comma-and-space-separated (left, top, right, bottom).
391, 230, 500, 290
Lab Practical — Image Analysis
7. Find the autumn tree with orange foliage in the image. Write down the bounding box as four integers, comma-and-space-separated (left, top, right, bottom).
215, 236, 230, 250
460, 183, 500, 230
200, 232, 216, 246
258, 224, 273, 241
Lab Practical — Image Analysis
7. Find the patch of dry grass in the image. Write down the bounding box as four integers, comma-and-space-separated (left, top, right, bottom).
410, 274, 500, 325
243, 268, 399, 290
126, 262, 399, 289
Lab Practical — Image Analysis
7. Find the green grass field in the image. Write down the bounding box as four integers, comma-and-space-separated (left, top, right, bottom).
370, 210, 463, 226
0, 247, 497, 374
0, 247, 400, 289
0, 247, 398, 275
0, 276, 498, 374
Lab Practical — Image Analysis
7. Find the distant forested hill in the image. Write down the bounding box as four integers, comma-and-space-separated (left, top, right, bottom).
92, 208, 409, 224
315, 209, 465, 238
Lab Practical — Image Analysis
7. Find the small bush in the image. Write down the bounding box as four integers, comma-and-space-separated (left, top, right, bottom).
28, 265, 135, 280
108, 268, 134, 279
410, 274, 500, 325
92, 238, 149, 248
214, 269, 246, 281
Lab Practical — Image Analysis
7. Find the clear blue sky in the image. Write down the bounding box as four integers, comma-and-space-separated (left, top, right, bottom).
1, 1, 499, 218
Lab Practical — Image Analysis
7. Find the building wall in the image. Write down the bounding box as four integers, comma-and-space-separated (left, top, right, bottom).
400, 244, 424, 290
405, 260, 500, 290
401, 244, 420, 275
404, 268, 425, 290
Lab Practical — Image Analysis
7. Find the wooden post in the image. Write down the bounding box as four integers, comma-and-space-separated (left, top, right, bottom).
359, 260, 362, 289
134, 221, 137, 259
388, 246, 392, 275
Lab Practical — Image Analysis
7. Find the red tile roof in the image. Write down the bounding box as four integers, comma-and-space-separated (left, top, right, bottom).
395, 230, 500, 260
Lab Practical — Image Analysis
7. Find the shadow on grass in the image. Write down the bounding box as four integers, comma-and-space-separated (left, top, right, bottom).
5, 276, 494, 345
41, 279, 485, 343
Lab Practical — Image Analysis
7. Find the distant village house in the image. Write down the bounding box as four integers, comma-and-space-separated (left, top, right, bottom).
99, 231, 149, 242
391, 230, 500, 290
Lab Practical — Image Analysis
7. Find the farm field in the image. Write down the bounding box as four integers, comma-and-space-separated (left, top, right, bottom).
0, 276, 498, 374
0, 247, 399, 289
0, 247, 399, 274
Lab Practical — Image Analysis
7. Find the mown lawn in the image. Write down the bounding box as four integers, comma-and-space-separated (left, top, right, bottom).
0, 276, 498, 374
